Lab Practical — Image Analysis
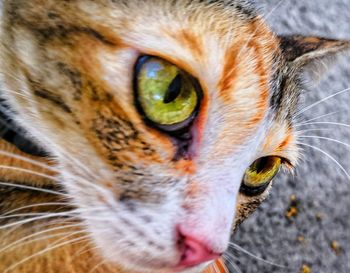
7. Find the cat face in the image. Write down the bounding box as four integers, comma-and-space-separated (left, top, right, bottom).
1, 1, 348, 272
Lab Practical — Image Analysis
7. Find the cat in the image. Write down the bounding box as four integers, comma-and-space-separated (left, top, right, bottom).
0, 1, 349, 273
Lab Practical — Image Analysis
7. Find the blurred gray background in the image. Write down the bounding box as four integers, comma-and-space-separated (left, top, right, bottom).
233, 1, 350, 272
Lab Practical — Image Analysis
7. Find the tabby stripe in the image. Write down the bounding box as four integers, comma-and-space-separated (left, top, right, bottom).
33, 89, 72, 114
56, 62, 83, 101
36, 26, 115, 46
24, 73, 72, 114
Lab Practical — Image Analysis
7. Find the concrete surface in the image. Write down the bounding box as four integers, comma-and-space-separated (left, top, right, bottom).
232, 1, 350, 272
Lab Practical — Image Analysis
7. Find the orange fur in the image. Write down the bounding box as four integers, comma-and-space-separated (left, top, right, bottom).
176, 30, 203, 59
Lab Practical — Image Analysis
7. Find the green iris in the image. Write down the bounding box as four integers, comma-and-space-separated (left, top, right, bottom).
136, 57, 198, 126
243, 156, 281, 188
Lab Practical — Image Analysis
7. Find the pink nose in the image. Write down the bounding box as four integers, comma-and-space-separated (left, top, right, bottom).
177, 228, 221, 268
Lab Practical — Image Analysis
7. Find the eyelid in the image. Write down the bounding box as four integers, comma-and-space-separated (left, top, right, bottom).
280, 157, 295, 172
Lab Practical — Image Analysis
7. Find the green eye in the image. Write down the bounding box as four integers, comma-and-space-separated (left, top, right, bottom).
135, 56, 200, 130
240, 156, 282, 196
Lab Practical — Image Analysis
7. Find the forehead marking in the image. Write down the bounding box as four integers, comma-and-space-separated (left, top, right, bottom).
247, 40, 269, 126
175, 30, 203, 59
217, 42, 240, 100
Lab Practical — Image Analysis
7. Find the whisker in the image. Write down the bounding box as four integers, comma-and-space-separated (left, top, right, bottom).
0, 212, 62, 219
2, 202, 69, 216
43, 148, 113, 197
0, 101, 99, 191
0, 218, 79, 246
213, 264, 220, 273
298, 111, 340, 125
262, 0, 287, 20
228, 242, 287, 268
12, 231, 80, 250
1, 206, 105, 219
217, 258, 229, 273
0, 164, 59, 181
89, 259, 107, 273
3, 234, 90, 273
223, 253, 242, 273
0, 215, 73, 230
296, 128, 333, 134
0, 181, 66, 197
0, 209, 88, 220
71, 241, 98, 259
0, 223, 82, 254
0, 206, 108, 231
1, 147, 111, 204
0, 209, 93, 230
299, 135, 350, 150
295, 87, 350, 117
296, 121, 350, 130
298, 142, 350, 181
54, 146, 98, 180
0, 150, 57, 172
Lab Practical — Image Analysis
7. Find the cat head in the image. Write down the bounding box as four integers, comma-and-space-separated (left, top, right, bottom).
1, 1, 349, 272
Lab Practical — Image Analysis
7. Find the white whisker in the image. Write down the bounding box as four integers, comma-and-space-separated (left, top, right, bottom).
3, 234, 90, 273
223, 252, 242, 273
0, 150, 57, 172
1, 217, 77, 240
71, 242, 99, 259
2, 202, 69, 216
89, 259, 107, 273
296, 121, 350, 129
0, 214, 73, 230
0, 181, 66, 196
299, 135, 350, 150
0, 165, 58, 181
46, 148, 113, 197
228, 242, 287, 268
0, 152, 109, 201
0, 223, 82, 254
296, 128, 333, 134
298, 111, 340, 125
298, 142, 350, 181
296, 87, 350, 117
0, 208, 97, 230
213, 264, 220, 273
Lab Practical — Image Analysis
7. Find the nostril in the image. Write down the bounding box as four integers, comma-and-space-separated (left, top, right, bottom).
177, 227, 221, 268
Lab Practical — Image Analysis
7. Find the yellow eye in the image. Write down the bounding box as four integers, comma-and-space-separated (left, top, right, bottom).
135, 56, 200, 131
240, 156, 282, 196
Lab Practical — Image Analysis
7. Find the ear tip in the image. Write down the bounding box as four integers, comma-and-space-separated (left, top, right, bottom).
344, 41, 350, 48
334, 40, 350, 54
278, 34, 350, 63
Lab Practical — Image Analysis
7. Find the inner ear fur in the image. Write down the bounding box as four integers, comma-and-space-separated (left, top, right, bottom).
278, 35, 350, 68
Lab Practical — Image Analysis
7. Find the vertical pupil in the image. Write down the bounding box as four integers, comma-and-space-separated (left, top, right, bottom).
255, 157, 269, 173
163, 74, 183, 104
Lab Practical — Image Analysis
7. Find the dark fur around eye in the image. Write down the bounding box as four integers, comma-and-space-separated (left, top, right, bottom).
239, 182, 270, 197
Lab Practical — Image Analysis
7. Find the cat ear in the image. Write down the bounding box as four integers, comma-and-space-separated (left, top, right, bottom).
278, 35, 350, 70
